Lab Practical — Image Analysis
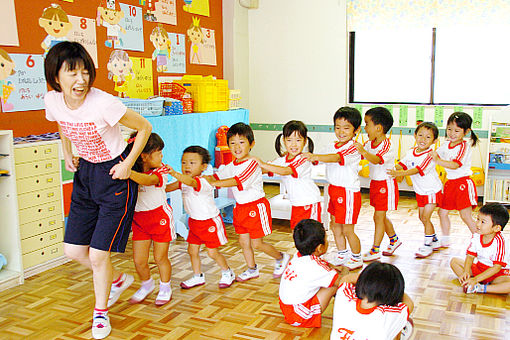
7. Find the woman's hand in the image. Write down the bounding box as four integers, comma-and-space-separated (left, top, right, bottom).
109, 160, 131, 179
64, 154, 79, 172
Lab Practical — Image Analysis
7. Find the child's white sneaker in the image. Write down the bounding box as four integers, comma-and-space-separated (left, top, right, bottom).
415, 244, 433, 258
431, 238, 442, 250
325, 251, 348, 266
180, 273, 206, 289
108, 273, 134, 307
273, 253, 291, 278
219, 268, 235, 288
236, 267, 259, 282
92, 314, 111, 339
382, 240, 402, 256
464, 283, 483, 294
344, 258, 363, 270
128, 280, 155, 304
362, 251, 381, 262
155, 284, 172, 306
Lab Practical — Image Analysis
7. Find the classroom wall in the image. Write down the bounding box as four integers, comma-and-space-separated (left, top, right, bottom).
1, 0, 224, 137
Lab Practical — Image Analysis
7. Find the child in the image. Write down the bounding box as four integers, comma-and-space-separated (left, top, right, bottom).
128, 132, 175, 306
107, 50, 134, 98
39, 4, 72, 55
432, 112, 479, 244
355, 106, 401, 262
209, 122, 290, 281
450, 202, 510, 294
254, 120, 322, 229
388, 122, 443, 258
165, 146, 235, 289
331, 262, 414, 340
279, 219, 342, 328
304, 107, 364, 270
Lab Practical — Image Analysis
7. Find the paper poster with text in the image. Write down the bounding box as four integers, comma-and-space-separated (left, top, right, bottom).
119, 3, 144, 52
0, 0, 19, 46
155, 0, 177, 25
127, 57, 154, 99
197, 27, 216, 65
187, 17, 216, 66
2, 54, 46, 112
166, 33, 186, 73
68, 16, 98, 68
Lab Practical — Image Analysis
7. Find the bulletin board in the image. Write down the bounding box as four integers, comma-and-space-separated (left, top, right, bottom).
0, 0, 223, 137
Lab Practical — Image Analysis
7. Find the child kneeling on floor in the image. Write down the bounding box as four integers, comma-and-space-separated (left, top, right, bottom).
279, 219, 343, 328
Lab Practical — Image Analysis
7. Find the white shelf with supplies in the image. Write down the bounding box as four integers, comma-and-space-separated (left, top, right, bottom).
484, 108, 510, 204
0, 130, 24, 291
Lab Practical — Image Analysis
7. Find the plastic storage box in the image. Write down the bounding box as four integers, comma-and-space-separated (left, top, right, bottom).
119, 97, 165, 117
174, 75, 228, 112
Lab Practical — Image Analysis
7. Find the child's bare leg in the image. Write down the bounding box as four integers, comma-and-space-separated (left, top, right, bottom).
419, 204, 436, 235
383, 215, 396, 237
459, 207, 476, 234
330, 216, 347, 251
251, 237, 283, 260
153, 241, 171, 283
316, 286, 339, 311
450, 257, 466, 278
438, 208, 450, 236
207, 247, 229, 271
187, 243, 202, 274
342, 224, 361, 254
373, 211, 386, 247
484, 276, 510, 294
133, 240, 152, 281
239, 233, 256, 268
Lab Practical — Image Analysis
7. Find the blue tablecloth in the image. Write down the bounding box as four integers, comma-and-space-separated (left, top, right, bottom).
146, 109, 249, 169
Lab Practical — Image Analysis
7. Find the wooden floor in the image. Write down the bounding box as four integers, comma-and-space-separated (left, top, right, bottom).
1, 185, 509, 340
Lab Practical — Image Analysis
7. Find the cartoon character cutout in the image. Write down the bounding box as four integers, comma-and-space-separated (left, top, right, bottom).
150, 25, 172, 72
38, 4, 72, 56
97, 0, 126, 48
187, 17, 204, 64
144, 0, 157, 22
0, 49, 16, 111
107, 50, 134, 98
183, 0, 193, 12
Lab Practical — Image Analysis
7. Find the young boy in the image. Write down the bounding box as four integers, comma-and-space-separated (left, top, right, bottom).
304, 107, 364, 270
279, 219, 343, 328
354, 106, 401, 262
209, 122, 290, 281
450, 202, 510, 294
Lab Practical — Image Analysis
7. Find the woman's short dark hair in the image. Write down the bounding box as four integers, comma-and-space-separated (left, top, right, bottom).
355, 262, 405, 306
293, 219, 326, 256
44, 41, 96, 92
183, 145, 211, 164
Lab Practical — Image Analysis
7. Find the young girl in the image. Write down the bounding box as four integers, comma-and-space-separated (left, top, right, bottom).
254, 120, 322, 229
107, 50, 134, 98
331, 262, 414, 340
432, 112, 479, 245
166, 146, 235, 289
128, 132, 175, 306
187, 17, 204, 64
388, 122, 443, 258
150, 25, 172, 72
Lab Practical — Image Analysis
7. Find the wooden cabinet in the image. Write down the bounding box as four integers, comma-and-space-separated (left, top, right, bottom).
14, 141, 67, 277
0, 130, 23, 291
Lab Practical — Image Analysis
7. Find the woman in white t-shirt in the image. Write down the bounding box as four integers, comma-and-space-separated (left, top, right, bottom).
44, 42, 151, 340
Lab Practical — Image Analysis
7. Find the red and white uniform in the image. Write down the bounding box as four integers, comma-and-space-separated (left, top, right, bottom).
270, 154, 321, 228
279, 253, 339, 327
132, 168, 176, 242
324, 140, 361, 191
436, 140, 472, 179
364, 139, 398, 211
331, 283, 409, 340
399, 147, 443, 206
181, 177, 227, 248
215, 159, 271, 238
45, 88, 127, 163
467, 232, 509, 283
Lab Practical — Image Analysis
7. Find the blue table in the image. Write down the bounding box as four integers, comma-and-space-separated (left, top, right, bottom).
146, 109, 249, 170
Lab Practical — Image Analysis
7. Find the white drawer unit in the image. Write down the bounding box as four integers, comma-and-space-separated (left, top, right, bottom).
15, 141, 66, 277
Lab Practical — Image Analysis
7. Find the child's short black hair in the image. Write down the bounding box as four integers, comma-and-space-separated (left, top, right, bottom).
415, 121, 439, 140
334, 107, 362, 130
227, 122, 254, 144
293, 219, 326, 256
479, 202, 509, 230
355, 262, 405, 306
44, 41, 96, 92
130, 132, 164, 170
183, 145, 211, 164
365, 107, 394, 134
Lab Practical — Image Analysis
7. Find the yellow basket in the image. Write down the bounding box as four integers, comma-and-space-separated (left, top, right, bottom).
174, 75, 229, 112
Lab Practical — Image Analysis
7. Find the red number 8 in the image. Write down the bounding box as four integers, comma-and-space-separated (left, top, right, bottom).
80, 18, 87, 30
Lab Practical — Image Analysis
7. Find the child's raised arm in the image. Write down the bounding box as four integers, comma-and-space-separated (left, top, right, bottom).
303, 152, 341, 164
354, 141, 383, 165
167, 165, 198, 188
207, 175, 238, 188
252, 156, 293, 176
387, 164, 419, 178
130, 169, 161, 186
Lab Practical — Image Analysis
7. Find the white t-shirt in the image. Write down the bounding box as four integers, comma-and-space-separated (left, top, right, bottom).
135, 168, 168, 212
330, 283, 409, 340
436, 140, 473, 179
269, 154, 321, 206
467, 232, 508, 268
103, 22, 122, 37
45, 88, 127, 163
399, 147, 442, 195
279, 253, 338, 305
322, 140, 361, 191
215, 159, 265, 204
181, 177, 220, 220
363, 138, 396, 181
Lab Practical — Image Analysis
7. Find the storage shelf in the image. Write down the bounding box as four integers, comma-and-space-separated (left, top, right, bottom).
488, 162, 510, 170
